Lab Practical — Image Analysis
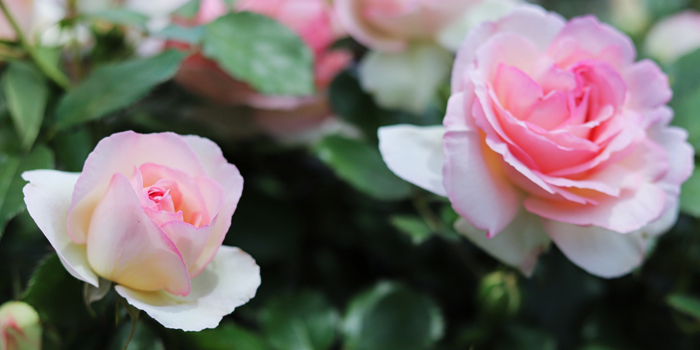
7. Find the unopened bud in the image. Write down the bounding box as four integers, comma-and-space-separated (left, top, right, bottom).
0, 301, 41, 350
477, 271, 520, 321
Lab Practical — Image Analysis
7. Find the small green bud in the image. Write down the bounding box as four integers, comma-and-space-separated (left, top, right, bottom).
476, 271, 520, 321
0, 301, 42, 350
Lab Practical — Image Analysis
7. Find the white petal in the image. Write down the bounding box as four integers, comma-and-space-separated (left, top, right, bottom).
22, 170, 99, 287
378, 125, 447, 196
115, 246, 261, 331
359, 43, 453, 114
454, 210, 550, 276
545, 220, 646, 278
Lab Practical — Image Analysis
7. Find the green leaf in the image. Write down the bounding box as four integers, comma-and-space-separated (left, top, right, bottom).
667, 294, 700, 321
343, 282, 444, 350
670, 48, 700, 151
1, 61, 49, 150
21, 253, 92, 329
32, 46, 71, 89
157, 25, 205, 44
670, 48, 700, 102
314, 136, 411, 201
680, 165, 700, 217
390, 215, 433, 244
494, 325, 557, 350
52, 127, 93, 172
182, 323, 269, 350
86, 9, 149, 29
260, 290, 340, 350
0, 145, 54, 234
55, 49, 188, 129
202, 12, 314, 96
174, 0, 203, 19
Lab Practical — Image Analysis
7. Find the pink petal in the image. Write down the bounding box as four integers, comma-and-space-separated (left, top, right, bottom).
549, 16, 636, 69
66, 132, 207, 244
474, 32, 542, 81
493, 64, 543, 119
525, 182, 667, 234
182, 135, 244, 275
442, 86, 478, 132
623, 60, 671, 112
526, 91, 570, 130
86, 173, 191, 296
442, 129, 523, 236
490, 5, 566, 51
334, 0, 407, 52
451, 5, 565, 93
648, 125, 694, 189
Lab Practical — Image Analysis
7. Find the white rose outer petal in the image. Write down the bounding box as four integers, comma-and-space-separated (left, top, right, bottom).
116, 245, 261, 332
454, 210, 550, 276
378, 124, 447, 197
22, 170, 99, 287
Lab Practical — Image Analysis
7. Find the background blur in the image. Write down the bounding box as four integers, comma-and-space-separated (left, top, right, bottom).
3, 0, 700, 349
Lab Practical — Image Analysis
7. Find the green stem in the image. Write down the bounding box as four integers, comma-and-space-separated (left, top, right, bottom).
117, 295, 140, 350
0, 0, 71, 89
121, 317, 138, 350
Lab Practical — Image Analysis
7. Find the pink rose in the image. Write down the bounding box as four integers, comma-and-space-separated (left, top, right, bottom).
645, 11, 700, 65
379, 6, 694, 278
22, 131, 260, 331
0, 0, 33, 40
335, 0, 478, 52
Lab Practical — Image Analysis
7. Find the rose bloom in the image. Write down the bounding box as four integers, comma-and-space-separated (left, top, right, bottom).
645, 11, 700, 65
22, 131, 260, 331
0, 302, 41, 350
335, 0, 479, 52
379, 6, 694, 278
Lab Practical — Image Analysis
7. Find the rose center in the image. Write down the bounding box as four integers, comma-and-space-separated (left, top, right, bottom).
144, 185, 176, 213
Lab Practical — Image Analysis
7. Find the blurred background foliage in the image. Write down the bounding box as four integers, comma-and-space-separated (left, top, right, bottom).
2, 0, 700, 349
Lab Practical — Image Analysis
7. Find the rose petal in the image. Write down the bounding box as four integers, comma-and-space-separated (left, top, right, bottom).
334, 0, 407, 52
86, 173, 191, 296
549, 15, 636, 69
623, 60, 671, 112
454, 210, 550, 276
115, 246, 260, 331
182, 135, 244, 274
67, 131, 207, 244
545, 220, 646, 278
525, 182, 667, 233
443, 128, 523, 236
22, 170, 99, 287
378, 125, 447, 197
451, 5, 565, 91
139, 163, 218, 227
649, 125, 694, 189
